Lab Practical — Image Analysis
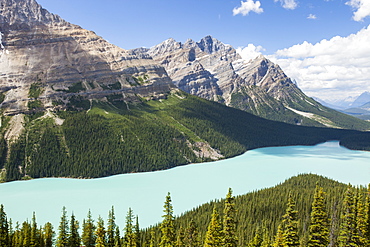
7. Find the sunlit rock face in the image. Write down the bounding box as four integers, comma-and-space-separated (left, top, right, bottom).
0, 0, 175, 115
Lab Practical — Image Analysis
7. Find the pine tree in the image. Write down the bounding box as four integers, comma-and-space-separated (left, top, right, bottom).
123, 208, 137, 247
0, 204, 9, 246
96, 216, 106, 247
114, 226, 121, 247
223, 188, 237, 247
338, 185, 357, 246
204, 206, 223, 247
184, 220, 199, 247
30, 212, 40, 247
107, 206, 116, 247
44, 222, 55, 247
273, 224, 284, 247
82, 209, 96, 247
22, 221, 31, 247
282, 194, 300, 247
176, 227, 185, 247
307, 185, 329, 247
355, 190, 368, 246
149, 230, 156, 247
68, 213, 81, 247
260, 227, 271, 247
57, 207, 69, 247
160, 192, 175, 247
135, 216, 141, 247
248, 230, 262, 247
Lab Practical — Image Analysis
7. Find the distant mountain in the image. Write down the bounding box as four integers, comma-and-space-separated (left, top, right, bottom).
143, 37, 370, 130
0, 0, 369, 182
351, 91, 370, 108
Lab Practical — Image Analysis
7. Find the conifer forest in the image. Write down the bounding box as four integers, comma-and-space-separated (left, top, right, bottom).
0, 174, 369, 247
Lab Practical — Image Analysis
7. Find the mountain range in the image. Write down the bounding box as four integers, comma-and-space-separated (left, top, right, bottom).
0, 0, 369, 182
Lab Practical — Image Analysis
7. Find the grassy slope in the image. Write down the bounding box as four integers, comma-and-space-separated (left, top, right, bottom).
1, 91, 370, 181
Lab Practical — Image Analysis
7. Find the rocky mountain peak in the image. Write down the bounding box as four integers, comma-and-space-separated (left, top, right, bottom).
0, 0, 65, 28
196, 35, 229, 54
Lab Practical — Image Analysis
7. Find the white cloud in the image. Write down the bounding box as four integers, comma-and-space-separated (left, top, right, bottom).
233, 0, 263, 16
267, 25, 370, 101
236, 44, 265, 61
274, 0, 298, 10
307, 14, 317, 19
346, 0, 370, 22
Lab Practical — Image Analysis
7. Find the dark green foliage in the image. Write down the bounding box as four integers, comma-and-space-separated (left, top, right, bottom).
43, 222, 54, 247
0, 92, 5, 104
223, 188, 237, 247
95, 216, 106, 247
107, 206, 116, 247
3, 91, 370, 181
66, 82, 85, 93
28, 100, 42, 110
307, 185, 329, 247
184, 220, 199, 247
0, 204, 9, 246
123, 208, 137, 247
82, 210, 96, 247
68, 214, 80, 247
204, 207, 223, 247
160, 192, 175, 247
338, 186, 357, 246
28, 83, 44, 98
281, 194, 300, 247
56, 207, 68, 247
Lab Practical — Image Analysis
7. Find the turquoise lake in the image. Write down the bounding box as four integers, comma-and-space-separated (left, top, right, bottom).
0, 141, 369, 228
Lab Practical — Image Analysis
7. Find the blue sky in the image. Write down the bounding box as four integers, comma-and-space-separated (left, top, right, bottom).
37, 0, 370, 101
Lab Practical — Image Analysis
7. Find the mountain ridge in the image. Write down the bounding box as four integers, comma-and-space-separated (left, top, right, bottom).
143, 36, 370, 130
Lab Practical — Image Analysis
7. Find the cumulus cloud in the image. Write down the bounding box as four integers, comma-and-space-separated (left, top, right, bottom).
346, 0, 370, 21
233, 0, 263, 16
307, 14, 317, 19
267, 25, 370, 101
236, 44, 265, 61
274, 0, 298, 10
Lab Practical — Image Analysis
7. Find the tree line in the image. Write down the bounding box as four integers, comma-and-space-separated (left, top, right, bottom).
0, 175, 369, 246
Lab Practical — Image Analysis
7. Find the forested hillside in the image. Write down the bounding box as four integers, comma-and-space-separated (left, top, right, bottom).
0, 174, 368, 246
1, 90, 370, 182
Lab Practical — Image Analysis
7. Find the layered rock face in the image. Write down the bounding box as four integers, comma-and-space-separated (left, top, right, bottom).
0, 0, 174, 115
145, 36, 334, 126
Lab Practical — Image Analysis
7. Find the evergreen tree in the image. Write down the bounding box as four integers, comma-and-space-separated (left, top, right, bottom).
338, 185, 357, 247
184, 220, 199, 247
12, 222, 22, 247
149, 230, 156, 247
160, 192, 175, 247
282, 194, 300, 247
114, 226, 121, 247
176, 227, 185, 247
135, 216, 141, 247
355, 190, 368, 246
22, 221, 31, 247
68, 213, 81, 247
96, 216, 106, 247
30, 212, 40, 247
43, 222, 55, 247
82, 209, 96, 247
0, 205, 8, 246
223, 188, 237, 247
307, 185, 329, 247
107, 206, 116, 247
273, 225, 284, 247
248, 229, 262, 247
123, 208, 137, 247
57, 207, 69, 247
204, 206, 223, 247
260, 227, 271, 247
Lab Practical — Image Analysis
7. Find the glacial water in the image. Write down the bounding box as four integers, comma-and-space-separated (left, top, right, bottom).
0, 141, 369, 228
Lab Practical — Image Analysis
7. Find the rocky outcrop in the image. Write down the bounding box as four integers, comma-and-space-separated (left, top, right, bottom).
145, 36, 340, 126
0, 0, 175, 115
